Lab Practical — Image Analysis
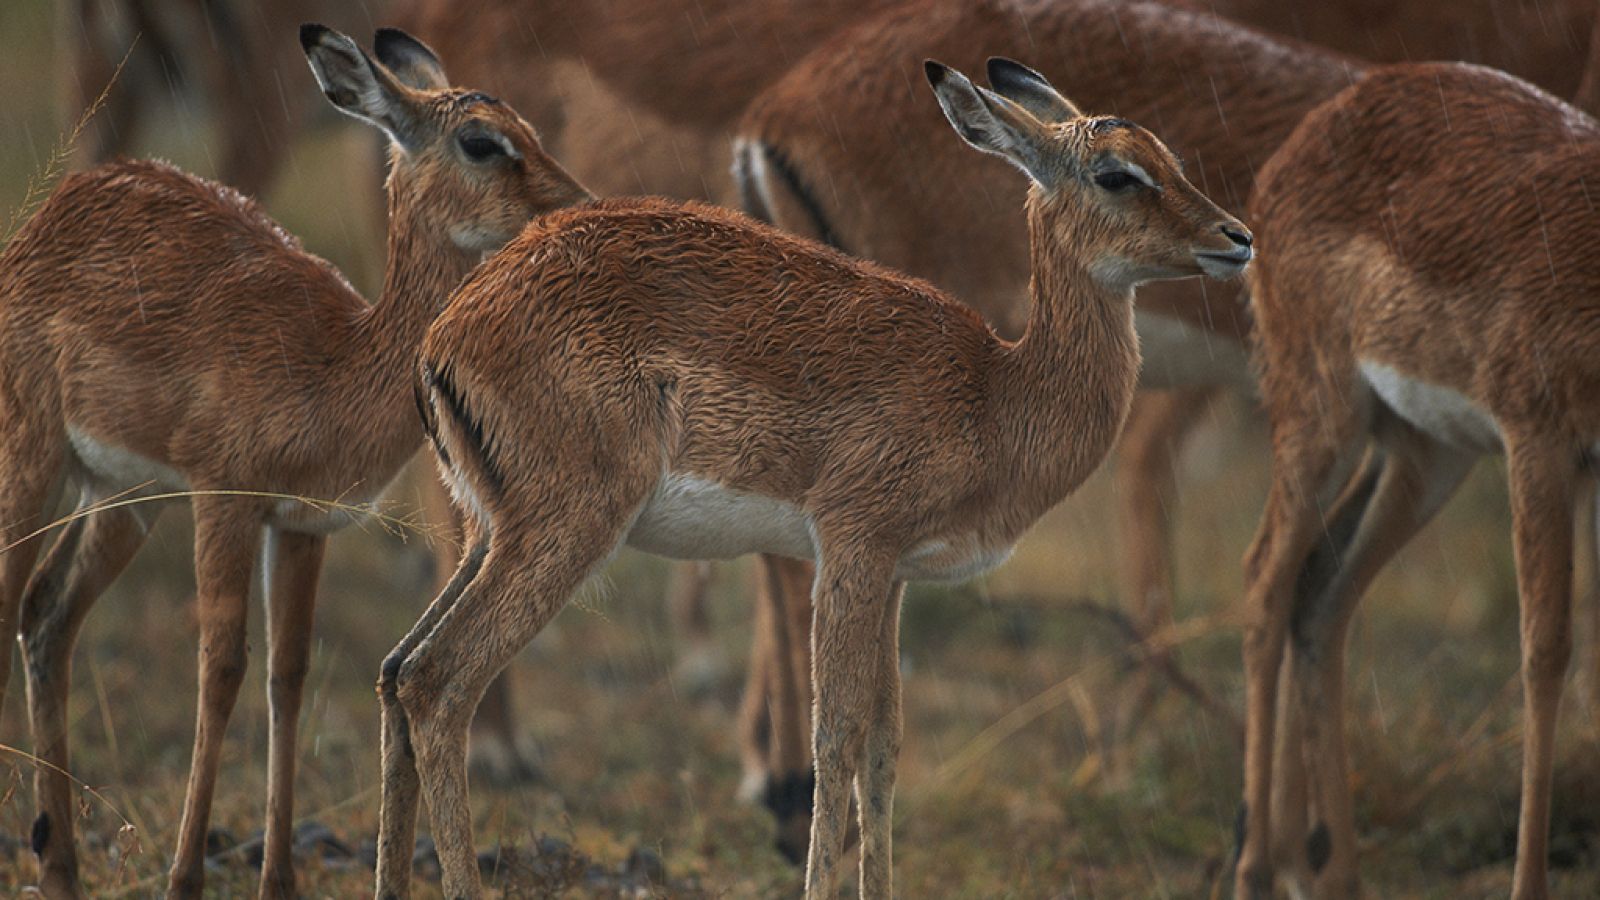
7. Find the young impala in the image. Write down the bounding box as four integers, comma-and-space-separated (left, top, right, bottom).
0, 24, 588, 898
1236, 62, 1600, 899
377, 58, 1250, 898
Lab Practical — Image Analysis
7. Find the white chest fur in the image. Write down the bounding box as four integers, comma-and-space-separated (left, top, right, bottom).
1359, 361, 1501, 454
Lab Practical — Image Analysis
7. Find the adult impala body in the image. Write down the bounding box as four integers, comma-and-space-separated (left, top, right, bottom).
0, 24, 588, 898
1237, 62, 1600, 899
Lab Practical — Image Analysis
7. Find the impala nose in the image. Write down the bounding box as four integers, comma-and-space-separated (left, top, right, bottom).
1221, 224, 1253, 248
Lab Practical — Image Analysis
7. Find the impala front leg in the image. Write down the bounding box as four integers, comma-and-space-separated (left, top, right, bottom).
168, 498, 262, 899
805, 544, 896, 899
259, 528, 327, 900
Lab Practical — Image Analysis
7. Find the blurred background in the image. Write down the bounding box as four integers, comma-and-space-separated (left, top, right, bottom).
1, 0, 1599, 896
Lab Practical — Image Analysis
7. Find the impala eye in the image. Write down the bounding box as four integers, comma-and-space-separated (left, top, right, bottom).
1094, 170, 1141, 192
458, 134, 506, 162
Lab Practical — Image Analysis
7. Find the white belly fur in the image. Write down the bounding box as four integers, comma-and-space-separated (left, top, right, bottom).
627, 473, 1014, 583
67, 427, 379, 534
69, 427, 190, 493
1359, 361, 1501, 454
628, 474, 816, 560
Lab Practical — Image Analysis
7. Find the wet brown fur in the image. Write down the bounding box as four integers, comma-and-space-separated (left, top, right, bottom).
1237, 62, 1600, 899
0, 26, 587, 899
376, 65, 1251, 898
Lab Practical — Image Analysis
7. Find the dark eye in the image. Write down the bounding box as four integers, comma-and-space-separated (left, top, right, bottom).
458, 134, 506, 162
1094, 170, 1140, 192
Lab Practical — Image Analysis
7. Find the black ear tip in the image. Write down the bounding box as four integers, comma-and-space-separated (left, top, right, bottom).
986, 57, 1031, 82
373, 27, 412, 52
924, 59, 949, 86
299, 22, 331, 51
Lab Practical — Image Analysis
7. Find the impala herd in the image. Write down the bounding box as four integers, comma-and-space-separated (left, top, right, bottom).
6, 0, 1600, 898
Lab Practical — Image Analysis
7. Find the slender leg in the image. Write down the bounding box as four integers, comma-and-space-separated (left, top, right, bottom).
1504, 437, 1577, 900
375, 530, 486, 899
1109, 388, 1216, 771
399, 512, 644, 898
23, 498, 155, 900
167, 497, 263, 899
258, 529, 326, 899
1235, 431, 1365, 900
1270, 448, 1386, 895
0, 436, 65, 726
415, 460, 539, 788
763, 555, 817, 864
804, 543, 896, 900
857, 582, 905, 898
669, 560, 720, 691
1295, 434, 1475, 898
738, 561, 777, 803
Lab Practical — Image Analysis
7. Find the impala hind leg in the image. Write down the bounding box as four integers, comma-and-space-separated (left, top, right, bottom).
760, 555, 817, 864
375, 531, 486, 899
1293, 432, 1474, 899
396, 518, 643, 899
167, 497, 263, 899
416, 462, 538, 787
23, 497, 157, 899
258, 528, 327, 900
805, 544, 897, 899
1269, 449, 1385, 896
1503, 437, 1578, 900
669, 560, 721, 692
0, 434, 65, 724
1236, 425, 1367, 900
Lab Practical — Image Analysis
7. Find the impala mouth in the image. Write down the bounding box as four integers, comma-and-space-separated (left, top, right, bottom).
1196, 248, 1252, 279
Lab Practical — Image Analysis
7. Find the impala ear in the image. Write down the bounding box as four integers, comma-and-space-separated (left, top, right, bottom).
925, 59, 1062, 187
986, 57, 1081, 123
374, 27, 449, 91
301, 23, 429, 152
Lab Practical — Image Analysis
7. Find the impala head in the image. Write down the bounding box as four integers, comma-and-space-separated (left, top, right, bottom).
300, 24, 592, 255
926, 58, 1252, 291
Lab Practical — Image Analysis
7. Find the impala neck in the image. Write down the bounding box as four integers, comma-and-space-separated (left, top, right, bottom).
994, 195, 1142, 521
350, 167, 480, 418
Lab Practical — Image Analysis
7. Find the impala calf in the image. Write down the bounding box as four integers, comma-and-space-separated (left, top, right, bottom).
1237, 62, 1600, 899
0, 24, 587, 898
379, 58, 1250, 899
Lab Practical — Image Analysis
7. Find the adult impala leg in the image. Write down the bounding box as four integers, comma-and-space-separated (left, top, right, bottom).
258, 528, 327, 900
1236, 428, 1366, 900
1295, 433, 1475, 898
805, 542, 896, 899
765, 555, 819, 864
167, 496, 263, 899
669, 560, 719, 690
1270, 448, 1385, 896
1504, 437, 1577, 900
738, 562, 777, 803
23, 496, 156, 899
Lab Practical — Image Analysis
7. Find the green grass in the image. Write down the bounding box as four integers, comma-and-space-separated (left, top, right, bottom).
3, 1, 1600, 895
